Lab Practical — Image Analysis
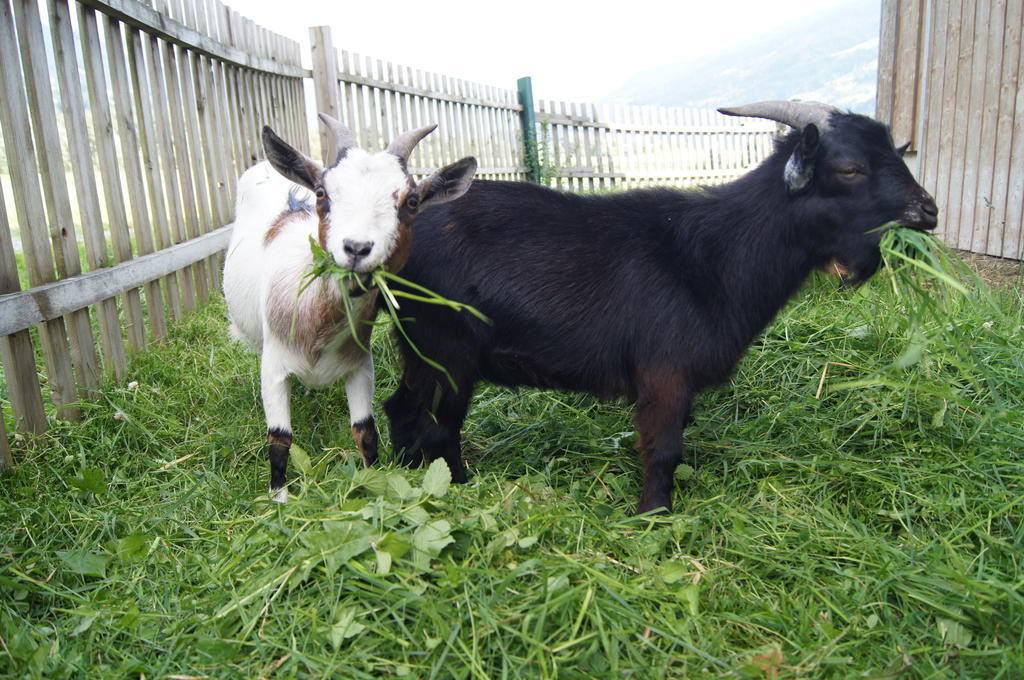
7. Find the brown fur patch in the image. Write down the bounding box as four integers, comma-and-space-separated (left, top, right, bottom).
268, 430, 293, 446
264, 210, 308, 246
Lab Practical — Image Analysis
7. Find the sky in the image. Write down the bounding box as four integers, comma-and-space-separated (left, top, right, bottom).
228, 0, 851, 103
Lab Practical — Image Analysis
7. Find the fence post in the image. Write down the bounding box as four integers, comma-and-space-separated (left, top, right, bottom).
517, 76, 541, 184
309, 25, 340, 165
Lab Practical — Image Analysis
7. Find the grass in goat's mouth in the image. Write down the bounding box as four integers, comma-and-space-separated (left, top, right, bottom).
303, 237, 488, 388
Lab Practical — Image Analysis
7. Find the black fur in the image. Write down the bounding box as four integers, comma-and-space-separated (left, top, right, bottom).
384, 112, 938, 514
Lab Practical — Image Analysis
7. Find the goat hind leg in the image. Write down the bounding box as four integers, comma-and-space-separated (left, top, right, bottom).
261, 351, 293, 503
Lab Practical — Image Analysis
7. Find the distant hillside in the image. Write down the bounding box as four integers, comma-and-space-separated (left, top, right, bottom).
603, 1, 880, 113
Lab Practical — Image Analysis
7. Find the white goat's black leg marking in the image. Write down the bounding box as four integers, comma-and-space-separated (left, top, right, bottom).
351, 417, 378, 467
261, 347, 292, 502
267, 427, 291, 502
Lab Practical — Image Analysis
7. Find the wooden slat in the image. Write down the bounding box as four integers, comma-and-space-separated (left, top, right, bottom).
929, 0, 964, 249
310, 26, 340, 162
0, 226, 233, 336
15, 0, 101, 395
987, 0, 1023, 257
877, 0, 899, 122
967, 0, 1006, 254
105, 13, 168, 341
48, 0, 128, 380
175, 35, 212, 300
1001, 2, 1024, 259
0, 170, 47, 440
892, 0, 924, 147
944, 0, 977, 247
919, 0, 949, 192
128, 26, 181, 326
0, 0, 79, 420
78, 2, 146, 353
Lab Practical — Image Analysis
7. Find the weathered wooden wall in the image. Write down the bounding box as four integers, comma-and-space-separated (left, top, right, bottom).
878, 0, 1024, 259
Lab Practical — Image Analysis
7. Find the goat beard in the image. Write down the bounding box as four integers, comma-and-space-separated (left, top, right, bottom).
836, 247, 883, 287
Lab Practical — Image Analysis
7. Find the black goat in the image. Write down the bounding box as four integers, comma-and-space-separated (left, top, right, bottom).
383, 101, 938, 514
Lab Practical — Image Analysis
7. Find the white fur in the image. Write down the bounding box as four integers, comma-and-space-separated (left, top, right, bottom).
224, 156, 406, 500
225, 137, 476, 502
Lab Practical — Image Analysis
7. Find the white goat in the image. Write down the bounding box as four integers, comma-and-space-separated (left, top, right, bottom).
223, 114, 477, 502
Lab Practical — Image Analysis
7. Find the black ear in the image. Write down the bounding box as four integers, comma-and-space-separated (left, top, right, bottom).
262, 126, 322, 191
896, 141, 911, 157
417, 157, 478, 209
783, 124, 819, 192
799, 123, 820, 162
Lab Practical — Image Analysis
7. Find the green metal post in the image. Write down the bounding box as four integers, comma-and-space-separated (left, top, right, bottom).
517, 76, 541, 184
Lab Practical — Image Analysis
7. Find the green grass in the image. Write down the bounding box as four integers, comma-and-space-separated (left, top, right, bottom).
1, 243, 1023, 678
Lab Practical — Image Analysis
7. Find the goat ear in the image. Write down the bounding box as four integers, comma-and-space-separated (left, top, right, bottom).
416, 157, 478, 209
262, 126, 322, 191
783, 124, 819, 192
896, 141, 911, 157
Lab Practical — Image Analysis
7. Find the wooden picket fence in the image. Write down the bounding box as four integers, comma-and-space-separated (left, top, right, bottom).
535, 100, 777, 191
0, 0, 307, 462
308, 27, 529, 181
0, 12, 780, 462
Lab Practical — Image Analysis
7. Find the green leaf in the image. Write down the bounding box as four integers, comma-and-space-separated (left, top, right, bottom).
67, 467, 106, 495
676, 584, 700, 616
70, 615, 96, 636
291, 443, 312, 476
387, 473, 417, 501
937, 617, 972, 649
299, 521, 373, 576
659, 561, 688, 584
195, 637, 237, 661
107, 534, 152, 563
329, 608, 366, 649
411, 520, 454, 569
422, 458, 452, 498
402, 505, 430, 525
57, 550, 111, 578
517, 535, 539, 549
352, 468, 389, 496
374, 547, 393, 575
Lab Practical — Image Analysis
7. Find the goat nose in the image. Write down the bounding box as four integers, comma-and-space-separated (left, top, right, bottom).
920, 195, 938, 229
343, 239, 373, 260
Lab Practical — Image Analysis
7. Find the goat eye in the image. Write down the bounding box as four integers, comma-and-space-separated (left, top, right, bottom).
405, 196, 420, 210
836, 168, 862, 180
315, 187, 326, 200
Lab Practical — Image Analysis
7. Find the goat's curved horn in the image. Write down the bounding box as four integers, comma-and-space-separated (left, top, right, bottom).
386, 125, 437, 162
717, 101, 839, 131
318, 113, 358, 162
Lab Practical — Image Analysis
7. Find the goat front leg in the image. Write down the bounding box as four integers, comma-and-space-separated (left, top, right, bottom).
345, 351, 378, 467
633, 371, 692, 515
261, 349, 292, 503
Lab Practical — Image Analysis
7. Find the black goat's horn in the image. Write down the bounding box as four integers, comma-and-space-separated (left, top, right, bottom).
717, 100, 839, 131
318, 112, 358, 164
386, 125, 437, 163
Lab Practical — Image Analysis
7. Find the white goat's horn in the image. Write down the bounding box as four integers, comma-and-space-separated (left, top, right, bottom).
318, 112, 358, 163
717, 100, 839, 132
386, 125, 437, 163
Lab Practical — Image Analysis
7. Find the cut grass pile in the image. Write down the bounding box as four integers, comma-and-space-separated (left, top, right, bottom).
1, 240, 1022, 678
